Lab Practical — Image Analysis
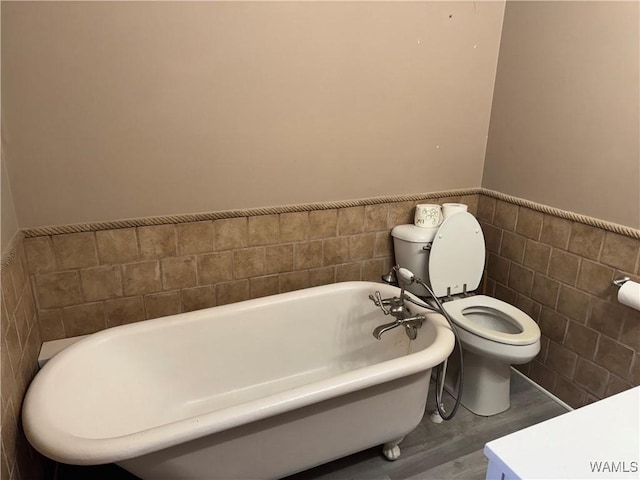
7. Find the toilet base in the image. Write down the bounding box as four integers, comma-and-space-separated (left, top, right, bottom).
459, 350, 511, 417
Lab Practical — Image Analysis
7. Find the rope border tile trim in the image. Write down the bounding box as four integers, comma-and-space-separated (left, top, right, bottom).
3, 188, 639, 272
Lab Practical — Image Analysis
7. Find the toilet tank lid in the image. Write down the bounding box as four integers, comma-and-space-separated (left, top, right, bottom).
391, 224, 438, 243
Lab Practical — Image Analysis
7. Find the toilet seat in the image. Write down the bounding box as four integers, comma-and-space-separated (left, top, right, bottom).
442, 295, 539, 346
429, 212, 485, 298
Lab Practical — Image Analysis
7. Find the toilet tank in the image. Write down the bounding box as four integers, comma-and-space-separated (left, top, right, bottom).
391, 225, 438, 297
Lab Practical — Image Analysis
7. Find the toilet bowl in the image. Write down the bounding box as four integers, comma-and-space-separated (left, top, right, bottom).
391, 211, 541, 416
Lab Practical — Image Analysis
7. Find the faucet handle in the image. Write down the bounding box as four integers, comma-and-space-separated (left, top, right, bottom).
369, 291, 391, 315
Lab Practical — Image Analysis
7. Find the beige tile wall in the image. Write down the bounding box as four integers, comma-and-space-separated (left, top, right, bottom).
478, 196, 640, 408
25, 195, 478, 342
1, 239, 51, 480
3, 192, 639, 478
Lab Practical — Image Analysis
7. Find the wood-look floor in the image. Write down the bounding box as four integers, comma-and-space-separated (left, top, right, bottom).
284, 371, 568, 480
57, 372, 568, 480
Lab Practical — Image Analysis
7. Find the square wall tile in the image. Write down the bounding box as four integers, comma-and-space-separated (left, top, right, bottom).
619, 312, 640, 352
80, 265, 123, 301
161, 256, 197, 290
487, 253, 510, 285
523, 240, 551, 274
574, 358, 609, 397
600, 232, 639, 273
96, 228, 139, 264
460, 194, 479, 216
214, 218, 247, 251
556, 285, 590, 323
539, 307, 568, 343
197, 252, 234, 284
576, 260, 614, 298
144, 291, 181, 319
531, 274, 560, 308
38, 309, 65, 341
52, 232, 98, 269
546, 341, 578, 379
279, 271, 309, 293
364, 204, 388, 232
554, 376, 586, 408
106, 297, 145, 327
500, 232, 526, 263
176, 222, 214, 255
34, 271, 82, 308
508, 264, 533, 295
374, 232, 393, 258
493, 201, 518, 231
234, 248, 265, 279
295, 241, 323, 270
182, 285, 217, 312
249, 275, 280, 299
564, 321, 599, 359
122, 261, 162, 296
309, 267, 335, 287
540, 215, 572, 249
494, 283, 517, 304
138, 225, 176, 260
476, 195, 496, 222
24, 237, 56, 274
217, 280, 250, 305
337, 207, 365, 235
248, 215, 280, 246
362, 259, 385, 282
62, 302, 106, 337
515, 207, 543, 240
279, 212, 309, 242
323, 237, 350, 266
529, 361, 557, 392
349, 234, 375, 262
264, 244, 294, 274
568, 223, 604, 261
482, 223, 503, 254
336, 263, 362, 282
309, 210, 337, 239
605, 375, 633, 398
548, 250, 581, 285
516, 294, 541, 322
595, 336, 634, 379
387, 202, 414, 228
587, 297, 626, 339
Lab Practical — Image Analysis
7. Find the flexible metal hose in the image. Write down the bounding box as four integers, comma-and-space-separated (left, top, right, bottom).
406, 280, 464, 421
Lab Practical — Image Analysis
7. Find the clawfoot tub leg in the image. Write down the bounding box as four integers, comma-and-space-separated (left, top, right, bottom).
382, 437, 405, 461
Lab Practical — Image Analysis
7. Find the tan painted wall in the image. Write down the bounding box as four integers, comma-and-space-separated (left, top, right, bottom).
1, 157, 19, 255
2, 1, 505, 229
483, 1, 640, 229
0, 3, 20, 255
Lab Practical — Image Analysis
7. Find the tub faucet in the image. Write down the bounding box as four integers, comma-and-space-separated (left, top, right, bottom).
371, 314, 425, 340
370, 266, 425, 340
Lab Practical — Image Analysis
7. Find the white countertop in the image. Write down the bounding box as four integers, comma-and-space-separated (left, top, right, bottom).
484, 387, 640, 480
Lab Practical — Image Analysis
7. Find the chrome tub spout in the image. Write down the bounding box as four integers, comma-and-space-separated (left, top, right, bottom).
372, 314, 426, 340
372, 321, 402, 340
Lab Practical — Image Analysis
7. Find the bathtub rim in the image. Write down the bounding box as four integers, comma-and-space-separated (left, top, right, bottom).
22, 281, 455, 465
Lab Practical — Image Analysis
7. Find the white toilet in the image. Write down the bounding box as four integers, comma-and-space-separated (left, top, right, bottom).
391, 211, 540, 416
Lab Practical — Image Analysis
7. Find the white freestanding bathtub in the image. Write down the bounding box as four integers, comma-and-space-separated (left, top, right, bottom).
23, 281, 454, 479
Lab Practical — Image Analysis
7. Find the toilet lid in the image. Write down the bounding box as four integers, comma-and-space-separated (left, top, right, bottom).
428, 212, 485, 298
442, 295, 540, 345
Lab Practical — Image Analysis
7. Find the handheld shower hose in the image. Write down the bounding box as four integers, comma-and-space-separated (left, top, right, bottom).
388, 266, 464, 421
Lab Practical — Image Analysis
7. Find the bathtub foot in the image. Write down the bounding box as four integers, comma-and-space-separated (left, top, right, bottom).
382, 437, 404, 461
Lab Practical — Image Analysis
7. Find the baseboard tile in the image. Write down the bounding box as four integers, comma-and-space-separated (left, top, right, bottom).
510, 367, 574, 412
